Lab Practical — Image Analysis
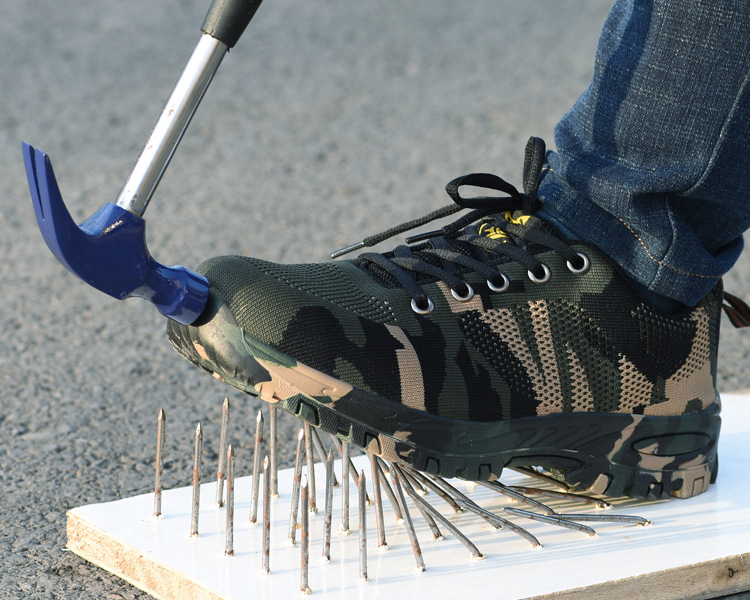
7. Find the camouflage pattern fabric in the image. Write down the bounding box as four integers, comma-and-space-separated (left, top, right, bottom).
167, 230, 723, 500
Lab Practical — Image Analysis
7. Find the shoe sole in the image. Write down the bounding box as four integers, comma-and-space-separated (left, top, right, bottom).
167, 294, 720, 500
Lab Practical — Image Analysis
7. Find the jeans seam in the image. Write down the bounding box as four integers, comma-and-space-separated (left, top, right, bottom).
617, 217, 716, 279
682, 38, 750, 196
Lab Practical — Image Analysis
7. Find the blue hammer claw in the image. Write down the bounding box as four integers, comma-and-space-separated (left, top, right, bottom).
23, 142, 209, 325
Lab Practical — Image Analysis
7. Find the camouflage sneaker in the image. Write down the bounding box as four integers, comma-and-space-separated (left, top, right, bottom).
168, 137, 725, 500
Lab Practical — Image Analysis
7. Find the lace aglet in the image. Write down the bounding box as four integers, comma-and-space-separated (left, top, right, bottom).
404, 230, 442, 244
331, 241, 365, 259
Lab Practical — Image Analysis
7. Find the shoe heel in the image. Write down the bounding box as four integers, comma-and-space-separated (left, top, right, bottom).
550, 402, 721, 500
583, 453, 719, 500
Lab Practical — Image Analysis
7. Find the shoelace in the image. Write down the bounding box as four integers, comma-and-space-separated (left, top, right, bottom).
332, 173, 588, 314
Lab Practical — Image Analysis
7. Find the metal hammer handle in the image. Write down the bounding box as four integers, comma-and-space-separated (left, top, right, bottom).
115, 0, 264, 216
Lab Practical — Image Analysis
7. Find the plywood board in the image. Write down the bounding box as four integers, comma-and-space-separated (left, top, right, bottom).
67, 395, 750, 600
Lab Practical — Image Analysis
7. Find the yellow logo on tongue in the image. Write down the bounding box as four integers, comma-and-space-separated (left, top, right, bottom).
478, 223, 508, 240
479, 212, 531, 240
507, 211, 531, 226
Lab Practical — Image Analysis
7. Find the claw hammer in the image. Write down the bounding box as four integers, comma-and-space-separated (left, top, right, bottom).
24, 0, 264, 324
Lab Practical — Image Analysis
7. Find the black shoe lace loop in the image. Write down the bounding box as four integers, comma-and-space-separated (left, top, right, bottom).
445, 172, 541, 212
331, 169, 583, 314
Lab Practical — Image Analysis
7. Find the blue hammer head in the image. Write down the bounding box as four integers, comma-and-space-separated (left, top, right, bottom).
23, 143, 209, 325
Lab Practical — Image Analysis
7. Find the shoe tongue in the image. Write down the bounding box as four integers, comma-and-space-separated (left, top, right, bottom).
507, 209, 545, 230
478, 210, 544, 241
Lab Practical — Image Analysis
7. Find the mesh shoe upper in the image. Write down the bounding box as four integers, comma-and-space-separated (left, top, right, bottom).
195, 236, 721, 422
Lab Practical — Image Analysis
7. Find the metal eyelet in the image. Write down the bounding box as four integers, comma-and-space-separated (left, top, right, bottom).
451, 283, 475, 302
487, 273, 510, 293
566, 252, 590, 275
527, 264, 551, 284
411, 297, 435, 315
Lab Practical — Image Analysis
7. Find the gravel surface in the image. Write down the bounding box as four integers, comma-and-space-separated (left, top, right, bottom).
2, 1, 750, 598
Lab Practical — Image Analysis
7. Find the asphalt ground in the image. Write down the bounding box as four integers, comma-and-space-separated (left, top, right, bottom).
2, 1, 750, 598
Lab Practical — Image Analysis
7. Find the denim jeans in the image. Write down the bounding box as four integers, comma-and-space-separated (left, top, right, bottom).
537, 0, 750, 307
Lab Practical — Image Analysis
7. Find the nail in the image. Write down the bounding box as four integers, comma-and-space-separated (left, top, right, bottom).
304, 423, 317, 513
553, 513, 652, 526
190, 423, 202, 537
423, 472, 473, 505
398, 472, 441, 541
477, 480, 555, 515
333, 437, 371, 504
225, 445, 235, 556
216, 397, 230, 507
262, 455, 271, 574
341, 442, 350, 534
311, 428, 338, 486
389, 464, 425, 571
249, 410, 263, 525
401, 469, 428, 495
502, 506, 597, 537
369, 454, 387, 549
289, 429, 305, 545
153, 408, 166, 518
404, 468, 462, 512
425, 473, 533, 539
322, 450, 334, 561
396, 466, 483, 559
506, 485, 611, 509
300, 475, 312, 594
375, 459, 403, 523
269, 406, 279, 497
455, 499, 541, 548
359, 470, 368, 581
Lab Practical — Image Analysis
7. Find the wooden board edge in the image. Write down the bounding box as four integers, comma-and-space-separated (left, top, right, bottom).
526, 553, 750, 600
66, 510, 226, 600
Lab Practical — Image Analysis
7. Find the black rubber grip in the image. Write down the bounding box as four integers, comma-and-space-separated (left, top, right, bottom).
201, 0, 264, 48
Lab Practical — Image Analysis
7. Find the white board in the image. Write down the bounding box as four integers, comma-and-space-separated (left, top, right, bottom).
67, 394, 750, 600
